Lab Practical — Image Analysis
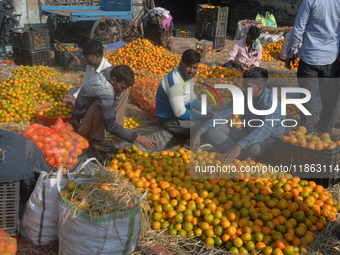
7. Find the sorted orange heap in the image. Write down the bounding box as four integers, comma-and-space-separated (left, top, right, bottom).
0, 66, 72, 123
282, 126, 340, 150
38, 102, 72, 118
262, 39, 300, 70
262, 40, 284, 62
102, 145, 339, 254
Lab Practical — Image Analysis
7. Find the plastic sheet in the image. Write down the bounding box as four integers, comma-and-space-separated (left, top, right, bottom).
107, 122, 179, 153
0, 129, 49, 183
103, 41, 127, 54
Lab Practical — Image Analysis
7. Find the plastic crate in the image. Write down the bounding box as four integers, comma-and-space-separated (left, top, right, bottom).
13, 47, 20, 64
197, 5, 229, 22
0, 181, 20, 236
100, 0, 131, 11
54, 43, 83, 67
10, 27, 50, 51
195, 35, 226, 49
13, 48, 52, 66
195, 20, 227, 37
64, 54, 87, 72
274, 137, 340, 187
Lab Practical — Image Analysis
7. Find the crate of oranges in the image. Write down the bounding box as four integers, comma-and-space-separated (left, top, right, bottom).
54, 43, 83, 67
36, 102, 72, 127
274, 126, 340, 186
196, 5, 229, 23
10, 27, 50, 51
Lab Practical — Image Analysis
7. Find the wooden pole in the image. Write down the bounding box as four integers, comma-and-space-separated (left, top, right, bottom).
54, 39, 80, 62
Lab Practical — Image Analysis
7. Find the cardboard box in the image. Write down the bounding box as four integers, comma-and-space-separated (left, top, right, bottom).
196, 39, 213, 59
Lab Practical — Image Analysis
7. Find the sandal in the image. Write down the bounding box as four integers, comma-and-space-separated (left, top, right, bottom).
89, 139, 114, 153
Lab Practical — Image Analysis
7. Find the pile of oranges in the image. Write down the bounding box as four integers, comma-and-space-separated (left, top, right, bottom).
197, 65, 243, 79
228, 115, 243, 130
123, 116, 142, 129
40, 81, 72, 103
262, 39, 300, 70
262, 40, 284, 62
105, 145, 339, 254
106, 38, 181, 79
282, 126, 340, 150
38, 102, 72, 118
0, 66, 72, 123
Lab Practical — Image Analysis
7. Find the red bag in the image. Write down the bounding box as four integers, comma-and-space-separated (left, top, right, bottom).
22, 118, 89, 169
0, 228, 17, 254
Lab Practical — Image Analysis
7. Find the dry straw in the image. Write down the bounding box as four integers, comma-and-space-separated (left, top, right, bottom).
65, 167, 143, 216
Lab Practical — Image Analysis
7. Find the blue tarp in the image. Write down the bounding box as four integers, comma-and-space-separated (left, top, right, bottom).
104, 41, 127, 53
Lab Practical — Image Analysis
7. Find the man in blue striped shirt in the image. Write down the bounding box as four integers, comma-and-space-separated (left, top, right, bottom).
285, 0, 340, 134
155, 49, 214, 135
192, 68, 285, 163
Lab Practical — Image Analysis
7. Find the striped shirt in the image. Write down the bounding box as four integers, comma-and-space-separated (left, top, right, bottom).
155, 67, 203, 122
199, 87, 285, 149
72, 67, 137, 143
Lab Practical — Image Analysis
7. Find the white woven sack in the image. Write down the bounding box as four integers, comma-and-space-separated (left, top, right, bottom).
20, 159, 97, 245
57, 167, 143, 255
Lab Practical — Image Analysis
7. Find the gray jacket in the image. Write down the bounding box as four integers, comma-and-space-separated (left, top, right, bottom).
72, 67, 137, 143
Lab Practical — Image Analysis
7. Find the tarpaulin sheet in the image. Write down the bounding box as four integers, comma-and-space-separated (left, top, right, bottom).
108, 122, 180, 153
0, 129, 49, 183
104, 41, 127, 53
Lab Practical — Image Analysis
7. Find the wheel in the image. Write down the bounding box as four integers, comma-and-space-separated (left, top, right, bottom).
90, 17, 122, 45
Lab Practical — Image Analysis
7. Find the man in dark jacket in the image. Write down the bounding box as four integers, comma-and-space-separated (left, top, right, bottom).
71, 65, 156, 151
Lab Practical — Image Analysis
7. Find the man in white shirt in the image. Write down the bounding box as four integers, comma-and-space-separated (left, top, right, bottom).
73, 39, 113, 98
63, 39, 129, 126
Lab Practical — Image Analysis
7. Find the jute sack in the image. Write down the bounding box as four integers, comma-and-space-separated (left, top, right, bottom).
166, 36, 199, 54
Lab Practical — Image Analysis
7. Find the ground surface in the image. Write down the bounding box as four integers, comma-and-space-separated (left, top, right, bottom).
1, 34, 340, 254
